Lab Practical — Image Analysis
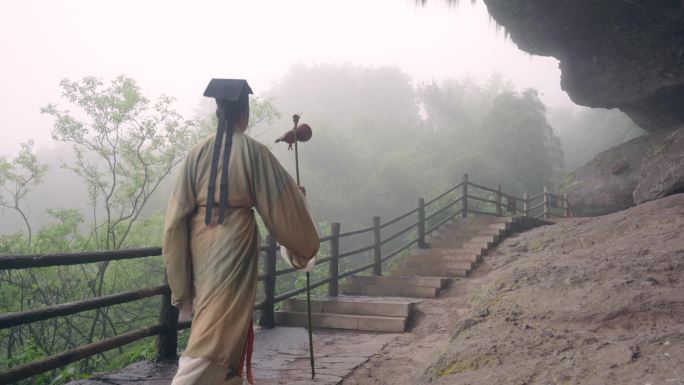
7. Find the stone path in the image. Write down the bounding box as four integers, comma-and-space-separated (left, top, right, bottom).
69, 216, 549, 385
69, 327, 397, 385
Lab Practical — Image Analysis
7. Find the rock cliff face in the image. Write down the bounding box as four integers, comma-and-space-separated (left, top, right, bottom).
564, 127, 684, 215
564, 132, 670, 216
634, 125, 684, 203
483, 0, 684, 131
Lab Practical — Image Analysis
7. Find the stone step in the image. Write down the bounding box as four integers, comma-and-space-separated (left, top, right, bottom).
428, 235, 495, 249
393, 266, 468, 278
431, 226, 504, 236
436, 221, 510, 233
428, 229, 503, 243
414, 243, 487, 256
402, 260, 473, 271
449, 216, 516, 225
275, 311, 407, 332
346, 275, 449, 289
405, 253, 479, 264
282, 296, 417, 318
342, 283, 440, 298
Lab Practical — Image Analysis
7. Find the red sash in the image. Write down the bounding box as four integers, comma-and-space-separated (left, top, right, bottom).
236, 321, 254, 384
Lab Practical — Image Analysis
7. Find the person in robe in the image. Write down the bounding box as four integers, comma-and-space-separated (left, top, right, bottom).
163, 79, 319, 385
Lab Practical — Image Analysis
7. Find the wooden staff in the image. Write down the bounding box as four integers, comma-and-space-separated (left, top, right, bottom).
291, 113, 315, 380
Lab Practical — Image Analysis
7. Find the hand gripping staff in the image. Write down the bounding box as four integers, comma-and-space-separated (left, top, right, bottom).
276, 113, 316, 380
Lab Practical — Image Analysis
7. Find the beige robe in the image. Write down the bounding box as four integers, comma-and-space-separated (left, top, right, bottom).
163, 131, 319, 384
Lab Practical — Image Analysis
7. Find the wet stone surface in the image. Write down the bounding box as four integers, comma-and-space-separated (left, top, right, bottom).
68, 327, 397, 385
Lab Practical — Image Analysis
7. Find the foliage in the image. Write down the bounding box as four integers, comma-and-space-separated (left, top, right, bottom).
267, 66, 564, 230
41, 75, 197, 250
0, 140, 48, 251
480, 89, 564, 192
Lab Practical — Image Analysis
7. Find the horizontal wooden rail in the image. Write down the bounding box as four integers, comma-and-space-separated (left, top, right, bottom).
318, 234, 335, 243
275, 266, 297, 276
425, 197, 462, 222
337, 262, 377, 280
0, 323, 165, 384
0, 246, 272, 270
466, 181, 499, 194
467, 195, 498, 205
528, 202, 545, 211
424, 182, 462, 206
338, 226, 374, 238
0, 247, 162, 270
425, 211, 461, 235
0, 285, 167, 329
380, 207, 420, 229
467, 208, 498, 217
314, 255, 333, 266
381, 237, 419, 263
338, 244, 375, 259
380, 222, 418, 246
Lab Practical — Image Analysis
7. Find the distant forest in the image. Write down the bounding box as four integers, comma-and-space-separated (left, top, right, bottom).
0, 64, 643, 384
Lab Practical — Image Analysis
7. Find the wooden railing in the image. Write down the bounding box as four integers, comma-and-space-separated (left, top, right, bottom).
0, 174, 570, 384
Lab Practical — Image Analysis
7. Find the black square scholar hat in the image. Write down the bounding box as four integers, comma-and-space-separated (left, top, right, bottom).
203, 78, 253, 101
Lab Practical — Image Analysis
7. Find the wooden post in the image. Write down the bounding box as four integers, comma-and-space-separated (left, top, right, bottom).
328, 223, 340, 297
259, 235, 277, 328
543, 187, 550, 219
417, 198, 427, 249
372, 217, 382, 276
462, 173, 468, 218
523, 193, 529, 217
496, 184, 502, 216
563, 193, 570, 217
156, 274, 178, 359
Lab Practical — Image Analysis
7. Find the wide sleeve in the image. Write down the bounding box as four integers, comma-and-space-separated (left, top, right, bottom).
162, 155, 196, 306
251, 145, 319, 270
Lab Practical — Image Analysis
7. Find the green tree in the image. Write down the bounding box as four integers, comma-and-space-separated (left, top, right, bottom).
0, 140, 48, 252
266, 63, 422, 225
42, 75, 197, 251
40, 75, 197, 357
480, 89, 564, 192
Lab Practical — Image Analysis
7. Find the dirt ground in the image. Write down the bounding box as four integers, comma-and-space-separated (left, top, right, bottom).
343, 194, 684, 385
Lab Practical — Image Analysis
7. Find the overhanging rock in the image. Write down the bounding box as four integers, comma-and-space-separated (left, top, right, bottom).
482, 0, 684, 131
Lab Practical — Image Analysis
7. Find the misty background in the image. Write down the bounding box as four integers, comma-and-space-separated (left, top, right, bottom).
0, 1, 648, 382
0, 0, 644, 235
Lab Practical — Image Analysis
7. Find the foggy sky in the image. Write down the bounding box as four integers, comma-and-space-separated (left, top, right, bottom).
0, 0, 575, 156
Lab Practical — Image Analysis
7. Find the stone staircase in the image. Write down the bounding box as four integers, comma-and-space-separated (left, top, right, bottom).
274, 216, 541, 333
274, 296, 419, 333
392, 217, 513, 278
342, 275, 449, 298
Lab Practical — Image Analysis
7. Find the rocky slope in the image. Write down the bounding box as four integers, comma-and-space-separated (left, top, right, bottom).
344, 194, 684, 385
421, 193, 684, 384
566, 125, 684, 216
